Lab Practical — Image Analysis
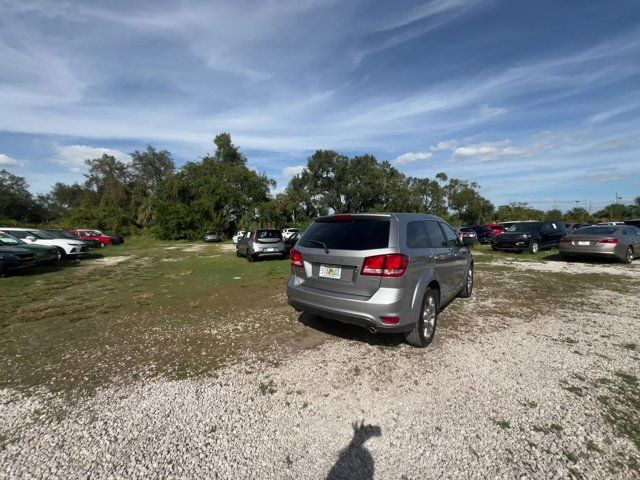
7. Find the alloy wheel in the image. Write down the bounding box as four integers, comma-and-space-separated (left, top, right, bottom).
422, 295, 437, 339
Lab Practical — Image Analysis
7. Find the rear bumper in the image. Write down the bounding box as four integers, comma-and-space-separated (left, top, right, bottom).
286, 275, 417, 333
559, 244, 621, 259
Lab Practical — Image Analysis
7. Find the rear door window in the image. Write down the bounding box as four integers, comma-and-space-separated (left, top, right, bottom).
299, 218, 390, 251
439, 223, 459, 247
425, 221, 447, 248
406, 221, 432, 249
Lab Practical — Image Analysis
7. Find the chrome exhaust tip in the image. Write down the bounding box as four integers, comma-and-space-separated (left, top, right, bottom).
368, 326, 377, 334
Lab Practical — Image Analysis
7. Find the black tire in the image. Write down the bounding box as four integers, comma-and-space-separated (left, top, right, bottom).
405, 288, 439, 348
491, 245, 498, 251
529, 240, 540, 254
622, 246, 633, 264
458, 263, 474, 298
236, 249, 241, 257
55, 247, 66, 260
247, 253, 255, 262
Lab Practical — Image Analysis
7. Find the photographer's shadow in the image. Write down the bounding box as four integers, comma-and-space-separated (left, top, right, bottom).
327, 420, 382, 480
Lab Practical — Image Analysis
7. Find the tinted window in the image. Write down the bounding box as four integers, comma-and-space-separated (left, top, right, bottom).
0, 232, 22, 245
460, 227, 475, 232
406, 221, 432, 249
439, 223, 460, 247
300, 218, 390, 251
576, 226, 619, 235
423, 221, 446, 248
4, 230, 27, 239
256, 230, 282, 239
506, 223, 542, 234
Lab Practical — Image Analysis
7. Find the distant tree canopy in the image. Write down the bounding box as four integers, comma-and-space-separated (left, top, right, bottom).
1, 133, 638, 239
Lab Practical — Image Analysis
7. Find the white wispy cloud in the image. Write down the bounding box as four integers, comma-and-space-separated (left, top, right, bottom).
393, 151, 433, 165
477, 104, 506, 118
430, 140, 459, 151
0, 153, 24, 167
282, 165, 306, 177
52, 145, 131, 172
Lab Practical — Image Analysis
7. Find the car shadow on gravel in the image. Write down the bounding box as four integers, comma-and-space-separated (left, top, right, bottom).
326, 420, 381, 480
297, 313, 405, 347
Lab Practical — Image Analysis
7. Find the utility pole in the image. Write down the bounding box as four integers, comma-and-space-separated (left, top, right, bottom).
615, 193, 623, 204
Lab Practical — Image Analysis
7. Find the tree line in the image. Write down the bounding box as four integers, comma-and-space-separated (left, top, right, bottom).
1, 133, 639, 239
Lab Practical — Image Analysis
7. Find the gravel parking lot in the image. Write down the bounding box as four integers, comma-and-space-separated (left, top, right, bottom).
1, 248, 638, 479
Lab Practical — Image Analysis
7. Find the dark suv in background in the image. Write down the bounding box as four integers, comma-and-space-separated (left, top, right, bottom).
287, 213, 474, 347
491, 221, 566, 253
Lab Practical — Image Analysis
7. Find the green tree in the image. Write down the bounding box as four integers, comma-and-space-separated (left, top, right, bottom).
129, 146, 175, 226
0, 169, 43, 223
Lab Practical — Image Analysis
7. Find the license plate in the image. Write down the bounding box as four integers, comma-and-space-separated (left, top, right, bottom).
577, 241, 590, 246
265, 248, 276, 252
319, 264, 341, 279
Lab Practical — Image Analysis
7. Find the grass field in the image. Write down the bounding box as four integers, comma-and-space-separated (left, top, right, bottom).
1, 239, 637, 395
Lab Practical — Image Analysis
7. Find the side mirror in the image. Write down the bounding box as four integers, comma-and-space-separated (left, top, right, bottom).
462, 236, 475, 246
26, 235, 37, 242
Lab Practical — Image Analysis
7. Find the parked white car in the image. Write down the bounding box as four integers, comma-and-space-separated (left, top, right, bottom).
282, 228, 299, 240
0, 228, 88, 258
232, 230, 246, 245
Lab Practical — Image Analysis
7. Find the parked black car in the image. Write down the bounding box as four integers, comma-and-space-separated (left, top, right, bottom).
104, 232, 125, 244
492, 221, 566, 253
625, 219, 640, 228
0, 246, 36, 276
470, 225, 494, 244
42, 229, 103, 249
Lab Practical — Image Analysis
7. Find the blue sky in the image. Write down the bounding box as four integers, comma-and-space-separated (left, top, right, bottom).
1, 0, 639, 211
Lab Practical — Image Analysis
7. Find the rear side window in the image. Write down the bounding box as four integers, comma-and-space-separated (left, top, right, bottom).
4, 230, 27, 239
425, 221, 447, 248
439, 223, 459, 247
406, 221, 432, 249
300, 218, 390, 251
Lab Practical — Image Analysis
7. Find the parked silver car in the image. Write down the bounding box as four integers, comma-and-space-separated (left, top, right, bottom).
287, 213, 474, 347
559, 225, 640, 263
236, 229, 286, 262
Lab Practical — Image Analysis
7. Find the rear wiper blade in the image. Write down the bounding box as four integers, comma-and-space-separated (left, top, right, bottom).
309, 240, 329, 254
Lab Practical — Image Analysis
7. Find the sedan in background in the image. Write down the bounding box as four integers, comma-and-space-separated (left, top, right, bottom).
43, 229, 103, 249
471, 225, 494, 244
456, 227, 478, 244
560, 225, 640, 263
484, 223, 505, 236
69, 229, 114, 246
0, 246, 36, 276
492, 221, 566, 253
203, 231, 221, 243
232, 231, 246, 244
284, 230, 302, 253
0, 232, 61, 263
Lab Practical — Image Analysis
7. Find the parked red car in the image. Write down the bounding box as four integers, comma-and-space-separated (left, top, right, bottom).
68, 229, 113, 247
484, 223, 505, 235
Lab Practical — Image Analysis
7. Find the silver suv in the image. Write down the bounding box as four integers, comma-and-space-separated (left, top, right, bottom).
286, 213, 474, 347
236, 229, 286, 262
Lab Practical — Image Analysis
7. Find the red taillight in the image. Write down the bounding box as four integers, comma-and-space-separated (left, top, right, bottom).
597, 238, 618, 244
380, 316, 400, 325
560, 237, 571, 243
290, 248, 303, 268
361, 254, 409, 277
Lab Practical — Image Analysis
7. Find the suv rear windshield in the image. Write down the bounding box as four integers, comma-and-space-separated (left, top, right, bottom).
300, 218, 390, 251
506, 222, 541, 234
255, 230, 282, 239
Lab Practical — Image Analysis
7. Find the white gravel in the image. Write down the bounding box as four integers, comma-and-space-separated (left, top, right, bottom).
1, 266, 638, 479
